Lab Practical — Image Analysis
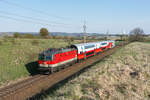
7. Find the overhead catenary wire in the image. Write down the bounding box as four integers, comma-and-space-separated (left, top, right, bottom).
0, 13, 81, 30
0, 14, 58, 27
0, 10, 71, 26
0, 0, 82, 31
0, 0, 71, 20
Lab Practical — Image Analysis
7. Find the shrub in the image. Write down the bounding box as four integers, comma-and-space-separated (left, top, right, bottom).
3, 38, 8, 43
31, 40, 39, 46
13, 32, 21, 38
115, 83, 127, 94
24, 33, 34, 38
80, 96, 94, 100
26, 53, 38, 63
0, 41, 3, 45
81, 79, 100, 94
10, 39, 17, 45
39, 28, 49, 38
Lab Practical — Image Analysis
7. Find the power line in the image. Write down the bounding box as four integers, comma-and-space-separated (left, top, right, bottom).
0, 14, 73, 29
0, 0, 82, 31
0, 0, 71, 20
0, 13, 82, 30
0, 14, 82, 32
0, 14, 53, 26
0, 10, 71, 26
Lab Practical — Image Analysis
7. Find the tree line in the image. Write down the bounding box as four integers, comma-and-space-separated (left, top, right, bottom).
13, 28, 49, 38
10, 27, 148, 42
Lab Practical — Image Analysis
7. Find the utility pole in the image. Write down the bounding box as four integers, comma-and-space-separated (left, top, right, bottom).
122, 30, 126, 40
120, 30, 124, 41
121, 29, 125, 46
83, 20, 86, 43
106, 30, 109, 40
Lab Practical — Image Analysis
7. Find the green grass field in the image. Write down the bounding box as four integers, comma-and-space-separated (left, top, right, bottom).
0, 38, 121, 86
145, 41, 150, 44
0, 38, 82, 86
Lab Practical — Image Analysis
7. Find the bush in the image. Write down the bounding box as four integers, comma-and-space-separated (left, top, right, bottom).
27, 53, 38, 62
24, 33, 34, 38
3, 38, 9, 43
115, 83, 127, 94
39, 28, 49, 38
10, 38, 17, 45
31, 40, 39, 46
14, 32, 21, 38
80, 96, 94, 100
0, 41, 2, 45
81, 79, 100, 94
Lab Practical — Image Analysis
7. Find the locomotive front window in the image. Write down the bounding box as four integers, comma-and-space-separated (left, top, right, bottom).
101, 43, 107, 45
46, 56, 53, 61
39, 55, 53, 61
39, 55, 45, 60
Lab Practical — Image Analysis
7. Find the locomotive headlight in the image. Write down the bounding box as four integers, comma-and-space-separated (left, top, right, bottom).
39, 64, 48, 67
43, 62, 47, 65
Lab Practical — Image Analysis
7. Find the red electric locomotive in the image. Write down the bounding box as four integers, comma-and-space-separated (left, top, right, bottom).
38, 47, 77, 73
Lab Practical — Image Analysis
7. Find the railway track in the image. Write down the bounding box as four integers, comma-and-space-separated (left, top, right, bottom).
0, 43, 128, 100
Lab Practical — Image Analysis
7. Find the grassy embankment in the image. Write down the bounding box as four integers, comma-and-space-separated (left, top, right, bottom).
0, 38, 81, 86
39, 42, 150, 100
145, 41, 150, 44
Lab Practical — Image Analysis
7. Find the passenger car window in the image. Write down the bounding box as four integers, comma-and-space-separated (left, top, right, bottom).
101, 43, 107, 45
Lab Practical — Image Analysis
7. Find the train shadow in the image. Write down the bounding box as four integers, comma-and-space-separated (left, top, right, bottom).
25, 61, 39, 76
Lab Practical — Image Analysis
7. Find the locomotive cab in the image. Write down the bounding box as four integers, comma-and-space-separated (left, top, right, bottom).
38, 54, 53, 61
38, 47, 78, 73
38, 51, 54, 71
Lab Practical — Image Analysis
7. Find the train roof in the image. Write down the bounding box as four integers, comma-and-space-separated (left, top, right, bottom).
73, 40, 114, 46
72, 40, 115, 48
39, 47, 75, 56
72, 42, 95, 46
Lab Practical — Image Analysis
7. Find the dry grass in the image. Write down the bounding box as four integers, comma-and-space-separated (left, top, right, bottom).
42, 42, 150, 100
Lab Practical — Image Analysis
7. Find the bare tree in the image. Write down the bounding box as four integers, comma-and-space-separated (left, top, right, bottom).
129, 27, 145, 42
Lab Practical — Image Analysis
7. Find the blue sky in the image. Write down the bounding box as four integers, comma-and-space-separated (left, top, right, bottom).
0, 0, 150, 34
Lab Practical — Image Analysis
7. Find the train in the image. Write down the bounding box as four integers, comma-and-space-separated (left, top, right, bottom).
38, 40, 115, 74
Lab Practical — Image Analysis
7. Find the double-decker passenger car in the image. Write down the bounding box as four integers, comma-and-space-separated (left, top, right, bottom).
71, 43, 96, 60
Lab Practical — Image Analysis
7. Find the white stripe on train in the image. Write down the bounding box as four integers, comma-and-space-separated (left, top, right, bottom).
39, 57, 77, 68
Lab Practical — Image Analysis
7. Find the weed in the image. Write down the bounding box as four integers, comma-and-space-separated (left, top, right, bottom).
0, 41, 2, 45
81, 79, 100, 95
26, 53, 38, 63
3, 38, 8, 42
99, 71, 105, 75
148, 94, 150, 98
10, 39, 17, 45
73, 95, 80, 100
80, 96, 94, 100
115, 83, 127, 94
